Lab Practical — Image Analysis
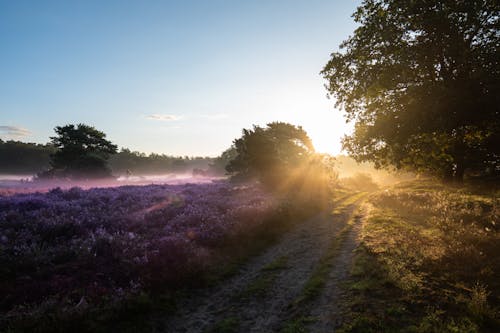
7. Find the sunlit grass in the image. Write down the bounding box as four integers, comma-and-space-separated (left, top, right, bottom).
338, 180, 500, 332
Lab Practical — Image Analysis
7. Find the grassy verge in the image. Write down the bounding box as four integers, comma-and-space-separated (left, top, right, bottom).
338, 180, 500, 332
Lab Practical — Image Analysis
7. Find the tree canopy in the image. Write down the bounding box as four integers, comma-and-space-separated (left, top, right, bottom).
226, 122, 315, 184
226, 122, 336, 204
0, 140, 55, 174
47, 124, 118, 179
322, 0, 499, 181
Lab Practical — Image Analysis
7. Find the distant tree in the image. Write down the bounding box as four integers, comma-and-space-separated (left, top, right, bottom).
341, 172, 379, 192
47, 124, 118, 179
207, 146, 238, 176
0, 139, 55, 174
322, 0, 499, 181
108, 148, 213, 175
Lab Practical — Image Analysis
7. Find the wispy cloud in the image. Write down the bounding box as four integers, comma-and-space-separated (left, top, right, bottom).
146, 114, 181, 121
0, 125, 32, 138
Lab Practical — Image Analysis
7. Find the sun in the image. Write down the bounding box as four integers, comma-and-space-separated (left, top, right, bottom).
301, 113, 353, 156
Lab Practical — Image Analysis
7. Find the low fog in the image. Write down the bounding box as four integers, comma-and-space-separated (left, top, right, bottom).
0, 173, 224, 195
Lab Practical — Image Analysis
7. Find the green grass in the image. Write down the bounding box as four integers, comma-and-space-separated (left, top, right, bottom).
331, 191, 367, 215
280, 316, 316, 333
262, 255, 289, 271
204, 317, 240, 333
239, 256, 289, 299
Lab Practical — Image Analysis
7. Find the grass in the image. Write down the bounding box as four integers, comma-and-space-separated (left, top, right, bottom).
280, 316, 316, 333
239, 256, 289, 299
204, 317, 240, 333
331, 191, 367, 215
337, 179, 500, 332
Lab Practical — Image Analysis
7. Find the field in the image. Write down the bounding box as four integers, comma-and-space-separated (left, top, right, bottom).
1, 179, 499, 332
339, 180, 500, 332
0, 180, 320, 332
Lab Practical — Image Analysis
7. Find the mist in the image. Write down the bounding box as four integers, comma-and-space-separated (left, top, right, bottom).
0, 172, 224, 195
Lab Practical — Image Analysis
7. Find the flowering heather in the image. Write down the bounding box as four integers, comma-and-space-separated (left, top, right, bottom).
0, 181, 282, 323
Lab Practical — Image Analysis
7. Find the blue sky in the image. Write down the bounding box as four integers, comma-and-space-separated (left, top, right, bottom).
0, 0, 360, 156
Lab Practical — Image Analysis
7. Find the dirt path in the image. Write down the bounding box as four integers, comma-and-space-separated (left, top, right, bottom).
162, 195, 366, 333
305, 204, 368, 332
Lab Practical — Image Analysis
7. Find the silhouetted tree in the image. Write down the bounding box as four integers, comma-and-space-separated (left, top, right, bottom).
226, 122, 314, 184
227, 122, 337, 206
0, 140, 55, 174
322, 0, 499, 181
47, 124, 118, 179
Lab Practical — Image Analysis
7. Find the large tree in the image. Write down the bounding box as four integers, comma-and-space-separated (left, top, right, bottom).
48, 124, 118, 179
322, 0, 499, 181
226, 122, 315, 184
226, 122, 336, 204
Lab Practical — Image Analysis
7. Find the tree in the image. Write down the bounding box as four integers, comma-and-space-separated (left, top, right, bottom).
322, 0, 499, 181
227, 122, 337, 206
226, 122, 314, 184
206, 146, 238, 176
0, 140, 55, 174
48, 124, 118, 179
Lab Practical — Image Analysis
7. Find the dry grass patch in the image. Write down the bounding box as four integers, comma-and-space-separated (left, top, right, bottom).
339, 180, 500, 332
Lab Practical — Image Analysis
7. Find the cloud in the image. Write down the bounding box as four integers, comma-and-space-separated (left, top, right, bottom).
0, 125, 32, 138
146, 114, 181, 121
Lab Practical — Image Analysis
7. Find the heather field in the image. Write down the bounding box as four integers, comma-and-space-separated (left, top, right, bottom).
0, 181, 317, 331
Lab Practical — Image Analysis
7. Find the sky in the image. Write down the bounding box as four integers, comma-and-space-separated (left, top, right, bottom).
0, 0, 361, 156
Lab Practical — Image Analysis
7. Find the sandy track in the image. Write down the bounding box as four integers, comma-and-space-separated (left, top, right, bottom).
162, 198, 365, 333
306, 204, 368, 332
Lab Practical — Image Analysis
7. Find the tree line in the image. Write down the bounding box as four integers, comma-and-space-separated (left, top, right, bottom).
0, 136, 215, 177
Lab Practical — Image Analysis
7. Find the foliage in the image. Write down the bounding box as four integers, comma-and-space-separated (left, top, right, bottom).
226, 122, 337, 201
334, 154, 414, 185
109, 148, 213, 176
0, 140, 55, 174
227, 122, 314, 182
206, 146, 238, 176
341, 172, 380, 192
46, 124, 118, 179
322, 0, 500, 181
0, 140, 216, 177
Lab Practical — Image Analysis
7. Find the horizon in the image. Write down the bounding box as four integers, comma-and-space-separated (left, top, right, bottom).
0, 1, 361, 157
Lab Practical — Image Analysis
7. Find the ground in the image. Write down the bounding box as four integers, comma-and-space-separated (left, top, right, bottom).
162, 192, 368, 333
159, 180, 500, 333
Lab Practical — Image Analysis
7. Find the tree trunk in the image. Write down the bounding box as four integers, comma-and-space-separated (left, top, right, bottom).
443, 166, 454, 183
454, 162, 465, 183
